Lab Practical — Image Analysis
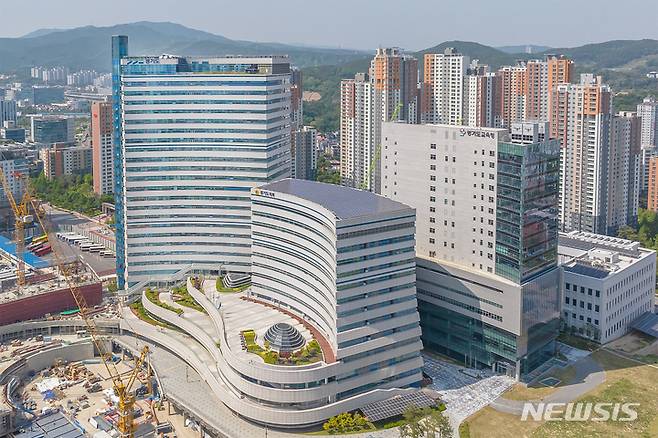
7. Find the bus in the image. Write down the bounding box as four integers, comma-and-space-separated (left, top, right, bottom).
89, 245, 104, 253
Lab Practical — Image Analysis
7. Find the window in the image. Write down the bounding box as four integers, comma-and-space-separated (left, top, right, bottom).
588, 288, 592, 296
429, 228, 435, 234
566, 283, 571, 290
430, 143, 437, 149
430, 196, 436, 202
429, 238, 435, 244
565, 297, 570, 304
430, 154, 436, 160
595, 305, 600, 312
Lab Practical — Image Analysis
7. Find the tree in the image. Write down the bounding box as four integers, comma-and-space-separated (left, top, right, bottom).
399, 405, 429, 438
315, 155, 340, 185
399, 404, 452, 438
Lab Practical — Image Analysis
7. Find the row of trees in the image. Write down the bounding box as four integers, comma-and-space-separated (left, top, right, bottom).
30, 173, 112, 217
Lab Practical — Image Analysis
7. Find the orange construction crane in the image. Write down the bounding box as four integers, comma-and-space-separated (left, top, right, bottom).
9, 172, 149, 438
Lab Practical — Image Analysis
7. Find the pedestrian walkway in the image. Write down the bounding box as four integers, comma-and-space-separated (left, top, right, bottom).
490, 354, 606, 415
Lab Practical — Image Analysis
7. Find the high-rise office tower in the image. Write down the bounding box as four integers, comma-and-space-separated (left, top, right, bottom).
340, 73, 373, 189
421, 48, 468, 125
0, 100, 17, 126
463, 61, 500, 128
553, 74, 613, 234
291, 126, 317, 180
637, 96, 658, 148
112, 35, 291, 287
381, 121, 561, 380
608, 112, 641, 230
496, 64, 527, 127
91, 101, 113, 195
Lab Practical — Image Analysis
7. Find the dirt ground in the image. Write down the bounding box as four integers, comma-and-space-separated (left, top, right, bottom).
18, 359, 192, 437
607, 332, 657, 354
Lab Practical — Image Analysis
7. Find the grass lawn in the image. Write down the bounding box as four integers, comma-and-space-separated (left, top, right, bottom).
216, 276, 250, 293
129, 301, 179, 331
171, 284, 207, 314
557, 332, 600, 351
461, 350, 658, 437
144, 288, 183, 315
502, 365, 577, 401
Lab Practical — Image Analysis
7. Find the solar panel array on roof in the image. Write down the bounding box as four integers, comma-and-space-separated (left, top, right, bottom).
563, 263, 609, 279
258, 178, 411, 220
631, 312, 658, 338
360, 391, 436, 422
13, 412, 85, 438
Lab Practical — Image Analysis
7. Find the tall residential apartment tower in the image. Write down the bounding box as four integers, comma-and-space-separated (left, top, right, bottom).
421, 48, 468, 125
339, 48, 418, 192
112, 36, 291, 287
553, 75, 614, 234
91, 101, 113, 195
637, 96, 658, 148
381, 121, 561, 379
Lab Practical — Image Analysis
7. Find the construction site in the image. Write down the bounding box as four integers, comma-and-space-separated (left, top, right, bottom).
0, 168, 170, 438
0, 335, 186, 438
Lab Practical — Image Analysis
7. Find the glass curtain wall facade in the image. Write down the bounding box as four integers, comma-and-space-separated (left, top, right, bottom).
112, 36, 291, 287
495, 140, 560, 283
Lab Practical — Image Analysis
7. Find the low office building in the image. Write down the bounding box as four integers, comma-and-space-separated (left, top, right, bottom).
559, 231, 656, 343
31, 116, 74, 144
381, 121, 561, 379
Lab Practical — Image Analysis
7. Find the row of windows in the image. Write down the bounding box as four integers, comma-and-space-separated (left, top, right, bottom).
124, 98, 286, 105
337, 246, 415, 266
125, 155, 284, 163
338, 323, 420, 349
125, 117, 284, 125
418, 288, 503, 322
125, 127, 283, 135
123, 80, 283, 87
338, 308, 418, 332
125, 136, 284, 145
124, 90, 276, 96
337, 235, 414, 253
337, 283, 416, 305
337, 295, 416, 318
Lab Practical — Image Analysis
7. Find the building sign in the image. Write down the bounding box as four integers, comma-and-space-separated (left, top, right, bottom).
460, 128, 496, 139
253, 188, 275, 198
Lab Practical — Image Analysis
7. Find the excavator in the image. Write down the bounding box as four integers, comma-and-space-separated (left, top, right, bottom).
0, 169, 149, 438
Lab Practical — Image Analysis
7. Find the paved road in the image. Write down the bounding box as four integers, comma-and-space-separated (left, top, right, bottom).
490, 355, 606, 415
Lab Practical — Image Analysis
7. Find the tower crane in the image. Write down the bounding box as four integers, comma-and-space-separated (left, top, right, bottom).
0, 168, 33, 287
0, 169, 149, 438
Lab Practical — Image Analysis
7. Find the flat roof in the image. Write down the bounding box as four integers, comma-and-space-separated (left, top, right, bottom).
13, 411, 84, 438
257, 179, 412, 220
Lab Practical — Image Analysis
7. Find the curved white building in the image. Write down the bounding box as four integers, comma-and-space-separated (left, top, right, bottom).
250, 179, 424, 414
129, 179, 424, 427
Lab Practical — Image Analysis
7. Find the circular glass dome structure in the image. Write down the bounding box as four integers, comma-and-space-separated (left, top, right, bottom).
264, 323, 305, 353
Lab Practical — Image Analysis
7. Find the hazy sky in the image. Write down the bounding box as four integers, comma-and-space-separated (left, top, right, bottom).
2, 0, 657, 50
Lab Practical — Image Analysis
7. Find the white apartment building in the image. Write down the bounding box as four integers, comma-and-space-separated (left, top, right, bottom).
116, 48, 291, 286
554, 74, 613, 234
560, 231, 656, 344
608, 112, 641, 230
339, 73, 373, 189
463, 61, 498, 128
637, 96, 658, 148
381, 122, 562, 379
422, 48, 468, 125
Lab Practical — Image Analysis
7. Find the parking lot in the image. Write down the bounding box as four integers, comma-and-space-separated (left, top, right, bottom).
47, 208, 116, 277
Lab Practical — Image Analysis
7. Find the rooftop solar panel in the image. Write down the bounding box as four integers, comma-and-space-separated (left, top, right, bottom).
258, 178, 411, 220
360, 391, 437, 422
